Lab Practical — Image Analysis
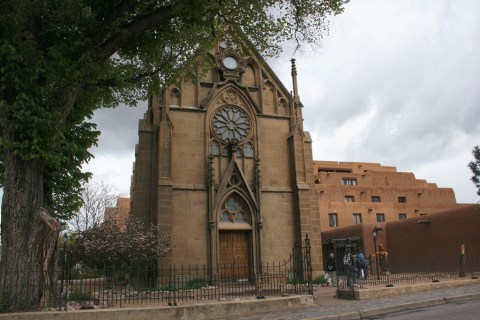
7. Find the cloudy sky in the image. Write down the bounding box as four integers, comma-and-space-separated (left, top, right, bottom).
86, 0, 480, 204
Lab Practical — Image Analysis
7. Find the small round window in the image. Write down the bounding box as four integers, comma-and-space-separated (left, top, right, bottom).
222, 56, 238, 70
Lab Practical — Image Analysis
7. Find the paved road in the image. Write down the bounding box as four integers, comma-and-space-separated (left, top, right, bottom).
211, 283, 480, 320
369, 299, 480, 320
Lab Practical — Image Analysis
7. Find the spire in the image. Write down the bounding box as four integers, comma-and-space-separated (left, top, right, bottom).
289, 58, 304, 135
291, 58, 300, 105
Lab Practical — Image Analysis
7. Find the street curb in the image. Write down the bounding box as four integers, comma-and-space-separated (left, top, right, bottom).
305, 311, 360, 320
348, 278, 480, 300
444, 293, 480, 303
359, 298, 446, 318
304, 293, 480, 320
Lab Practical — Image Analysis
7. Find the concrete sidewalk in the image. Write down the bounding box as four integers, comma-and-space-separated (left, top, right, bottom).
212, 278, 480, 320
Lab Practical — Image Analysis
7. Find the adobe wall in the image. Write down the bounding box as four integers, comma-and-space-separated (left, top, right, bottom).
321, 223, 388, 258
386, 205, 480, 264
321, 205, 480, 271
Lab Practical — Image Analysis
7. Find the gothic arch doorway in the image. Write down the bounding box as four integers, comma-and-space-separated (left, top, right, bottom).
217, 194, 253, 280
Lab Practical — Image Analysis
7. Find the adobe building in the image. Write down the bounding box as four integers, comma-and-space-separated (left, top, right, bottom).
129, 37, 321, 277
314, 161, 468, 231
321, 204, 480, 272
104, 197, 130, 230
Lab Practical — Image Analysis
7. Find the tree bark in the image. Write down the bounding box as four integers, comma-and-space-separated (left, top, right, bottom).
0, 146, 60, 311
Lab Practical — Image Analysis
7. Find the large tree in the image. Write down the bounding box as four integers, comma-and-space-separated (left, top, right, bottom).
468, 145, 480, 197
0, 0, 347, 309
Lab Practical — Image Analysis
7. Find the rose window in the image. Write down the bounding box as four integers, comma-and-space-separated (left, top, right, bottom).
212, 106, 250, 143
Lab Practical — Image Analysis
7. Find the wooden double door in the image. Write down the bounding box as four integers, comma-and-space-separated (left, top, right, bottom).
218, 231, 251, 279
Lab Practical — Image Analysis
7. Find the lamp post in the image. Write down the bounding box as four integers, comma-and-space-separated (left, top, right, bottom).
372, 226, 383, 280
60, 233, 68, 311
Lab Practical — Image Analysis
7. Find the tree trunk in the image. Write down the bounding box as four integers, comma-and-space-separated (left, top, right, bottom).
0, 149, 60, 311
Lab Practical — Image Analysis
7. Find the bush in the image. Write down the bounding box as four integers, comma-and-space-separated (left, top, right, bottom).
313, 274, 327, 285
0, 291, 29, 312
69, 267, 102, 280
159, 285, 175, 291
81, 216, 173, 267
286, 278, 307, 285
186, 278, 207, 289
69, 291, 93, 301
0, 292, 10, 313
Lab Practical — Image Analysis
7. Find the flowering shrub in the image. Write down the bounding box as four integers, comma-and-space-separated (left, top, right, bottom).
80, 216, 173, 267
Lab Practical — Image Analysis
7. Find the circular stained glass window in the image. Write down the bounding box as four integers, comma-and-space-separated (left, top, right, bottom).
222, 56, 238, 70
212, 106, 250, 143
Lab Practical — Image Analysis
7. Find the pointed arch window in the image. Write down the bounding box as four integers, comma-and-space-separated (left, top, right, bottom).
278, 97, 289, 115
170, 87, 181, 106
222, 146, 231, 157
244, 142, 254, 158
210, 140, 220, 156
235, 147, 243, 158
219, 195, 250, 224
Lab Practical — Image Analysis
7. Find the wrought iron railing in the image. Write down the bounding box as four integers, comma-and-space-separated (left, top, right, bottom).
0, 237, 312, 312
335, 254, 479, 291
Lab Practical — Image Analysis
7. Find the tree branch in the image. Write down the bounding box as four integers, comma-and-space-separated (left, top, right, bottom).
96, 68, 161, 87
58, 83, 84, 124
101, 0, 138, 30
59, 6, 175, 124
98, 5, 175, 60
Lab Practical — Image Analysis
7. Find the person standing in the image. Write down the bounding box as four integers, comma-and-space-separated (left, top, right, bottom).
343, 251, 357, 288
459, 244, 466, 277
357, 250, 367, 279
326, 253, 337, 287
377, 244, 390, 274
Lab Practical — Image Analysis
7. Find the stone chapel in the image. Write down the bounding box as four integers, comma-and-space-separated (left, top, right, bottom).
129, 37, 322, 277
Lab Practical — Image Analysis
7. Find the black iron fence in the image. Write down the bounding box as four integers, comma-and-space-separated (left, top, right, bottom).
335, 254, 480, 291
0, 237, 312, 312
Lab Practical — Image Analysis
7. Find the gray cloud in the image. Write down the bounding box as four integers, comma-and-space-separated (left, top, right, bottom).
267, 0, 480, 202
85, 0, 480, 203
90, 101, 148, 157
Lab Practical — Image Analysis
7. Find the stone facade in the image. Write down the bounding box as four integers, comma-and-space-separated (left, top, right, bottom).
130, 38, 321, 275
127, 42, 469, 275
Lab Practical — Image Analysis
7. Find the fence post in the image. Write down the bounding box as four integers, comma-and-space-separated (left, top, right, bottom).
60, 234, 68, 311
304, 234, 313, 295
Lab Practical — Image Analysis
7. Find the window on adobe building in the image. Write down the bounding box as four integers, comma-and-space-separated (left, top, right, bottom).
371, 196, 381, 202
328, 213, 338, 227
376, 213, 385, 222
399, 213, 407, 220
353, 213, 362, 224
398, 196, 407, 203
342, 178, 357, 186
344, 195, 355, 202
